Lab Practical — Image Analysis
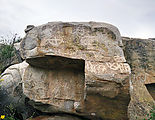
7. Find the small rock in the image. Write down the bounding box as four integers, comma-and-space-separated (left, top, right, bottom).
24, 25, 35, 33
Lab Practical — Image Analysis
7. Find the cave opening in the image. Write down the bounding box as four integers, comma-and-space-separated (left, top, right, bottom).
145, 83, 155, 100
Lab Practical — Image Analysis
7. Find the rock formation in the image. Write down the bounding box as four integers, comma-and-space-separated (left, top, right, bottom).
20, 22, 131, 120
122, 37, 155, 120
0, 21, 154, 120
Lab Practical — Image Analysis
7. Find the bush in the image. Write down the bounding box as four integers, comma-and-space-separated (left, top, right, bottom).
0, 103, 19, 120
0, 34, 20, 61
3, 116, 16, 120
0, 45, 15, 61
0, 34, 21, 73
144, 106, 155, 120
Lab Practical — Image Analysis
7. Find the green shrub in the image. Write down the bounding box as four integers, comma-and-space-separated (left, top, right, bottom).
0, 34, 20, 61
3, 116, 16, 120
0, 44, 15, 61
0, 104, 19, 120
0, 34, 21, 73
144, 106, 155, 120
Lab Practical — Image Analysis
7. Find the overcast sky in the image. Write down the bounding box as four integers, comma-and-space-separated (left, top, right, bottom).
0, 0, 155, 38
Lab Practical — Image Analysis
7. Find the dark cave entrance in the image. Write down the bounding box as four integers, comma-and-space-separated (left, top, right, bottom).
145, 83, 155, 100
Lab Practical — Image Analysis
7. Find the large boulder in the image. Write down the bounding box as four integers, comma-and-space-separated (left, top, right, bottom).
20, 22, 124, 61
20, 22, 131, 119
122, 37, 155, 120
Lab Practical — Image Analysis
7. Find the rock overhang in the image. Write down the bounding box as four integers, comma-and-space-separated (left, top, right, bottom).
20, 21, 125, 63
26, 55, 85, 71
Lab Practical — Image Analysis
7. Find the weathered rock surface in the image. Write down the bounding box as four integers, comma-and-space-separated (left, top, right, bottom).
20, 22, 131, 119
23, 57, 85, 114
21, 22, 124, 61
0, 61, 28, 95
122, 37, 155, 120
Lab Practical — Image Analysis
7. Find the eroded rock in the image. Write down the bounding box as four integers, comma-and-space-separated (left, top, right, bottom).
19, 22, 131, 119
122, 37, 155, 120
23, 56, 85, 113
20, 22, 124, 62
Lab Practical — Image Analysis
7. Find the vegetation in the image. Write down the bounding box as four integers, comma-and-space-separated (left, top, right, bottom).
0, 104, 18, 120
3, 104, 17, 120
0, 34, 24, 120
0, 34, 20, 60
144, 106, 155, 120
0, 80, 16, 120
0, 44, 15, 61
0, 34, 21, 73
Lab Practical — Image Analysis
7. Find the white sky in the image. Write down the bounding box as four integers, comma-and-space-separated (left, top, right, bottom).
0, 0, 155, 38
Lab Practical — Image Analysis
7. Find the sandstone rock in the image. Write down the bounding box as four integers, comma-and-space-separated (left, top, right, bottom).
0, 61, 28, 93
23, 57, 85, 114
25, 25, 35, 33
122, 37, 155, 120
14, 42, 21, 50
20, 22, 124, 62
20, 22, 131, 119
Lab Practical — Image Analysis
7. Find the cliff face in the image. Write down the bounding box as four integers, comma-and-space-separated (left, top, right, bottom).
0, 22, 154, 120
122, 37, 155, 120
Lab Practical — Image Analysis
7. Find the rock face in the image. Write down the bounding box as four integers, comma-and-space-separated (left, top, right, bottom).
19, 22, 131, 120
23, 57, 85, 113
122, 37, 155, 120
